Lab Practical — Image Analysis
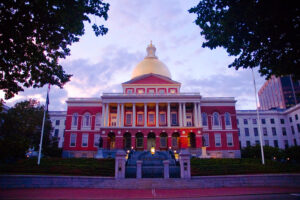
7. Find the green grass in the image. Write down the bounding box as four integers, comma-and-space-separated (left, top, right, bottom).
0, 158, 115, 176
191, 158, 300, 176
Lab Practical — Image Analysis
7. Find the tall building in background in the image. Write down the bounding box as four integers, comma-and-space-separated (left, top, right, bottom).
258, 75, 300, 110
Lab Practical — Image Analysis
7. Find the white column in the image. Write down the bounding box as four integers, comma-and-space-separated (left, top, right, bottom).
102, 103, 106, 127
194, 103, 198, 127
106, 103, 109, 127
121, 104, 124, 127
144, 103, 147, 127
183, 103, 186, 127
198, 103, 202, 127
179, 103, 183, 127
167, 102, 171, 127
116, 103, 120, 127
132, 103, 136, 127
156, 103, 159, 127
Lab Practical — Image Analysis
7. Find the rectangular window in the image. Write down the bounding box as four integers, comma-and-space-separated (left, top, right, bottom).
290, 117, 293, 122
137, 89, 144, 94
214, 134, 221, 147
110, 114, 117, 127
272, 127, 277, 136
186, 114, 193, 127
282, 127, 287, 136
264, 140, 269, 146
148, 113, 155, 125
127, 89, 133, 94
137, 113, 144, 125
294, 139, 298, 146
159, 113, 166, 125
203, 134, 209, 147
55, 120, 60, 125
246, 141, 251, 146
284, 140, 289, 149
172, 137, 178, 147
252, 119, 257, 124
148, 89, 155, 94
238, 128, 240, 136
245, 128, 249, 136
243, 119, 248, 125
254, 127, 258, 136
94, 134, 100, 147
296, 114, 299, 121
280, 119, 285, 124
226, 133, 233, 147
270, 118, 275, 124
237, 119, 239, 125
261, 119, 266, 124
263, 127, 268, 136
54, 129, 59, 137
255, 140, 260, 145
70, 133, 76, 147
169, 89, 176, 94
125, 113, 132, 125
82, 134, 88, 147
158, 89, 165, 94
274, 140, 278, 148
291, 126, 295, 134
297, 124, 300, 133
171, 113, 178, 126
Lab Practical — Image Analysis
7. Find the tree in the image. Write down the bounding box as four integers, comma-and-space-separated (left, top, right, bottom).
189, 0, 300, 79
0, 0, 110, 99
0, 99, 57, 161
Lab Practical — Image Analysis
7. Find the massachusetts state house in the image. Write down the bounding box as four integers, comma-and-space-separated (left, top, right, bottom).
62, 42, 240, 158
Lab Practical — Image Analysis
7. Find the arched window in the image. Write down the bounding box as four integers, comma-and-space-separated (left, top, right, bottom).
202, 112, 208, 126
212, 112, 220, 127
95, 113, 101, 127
72, 113, 78, 127
82, 112, 91, 127
225, 112, 231, 127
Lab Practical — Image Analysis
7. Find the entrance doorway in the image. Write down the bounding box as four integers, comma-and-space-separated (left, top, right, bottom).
123, 132, 131, 150
108, 132, 115, 149
188, 132, 196, 148
147, 132, 156, 150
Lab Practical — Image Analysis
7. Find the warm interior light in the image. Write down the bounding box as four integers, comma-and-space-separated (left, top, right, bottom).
151, 147, 155, 155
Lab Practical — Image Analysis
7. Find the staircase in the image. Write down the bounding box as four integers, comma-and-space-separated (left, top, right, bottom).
125, 150, 180, 178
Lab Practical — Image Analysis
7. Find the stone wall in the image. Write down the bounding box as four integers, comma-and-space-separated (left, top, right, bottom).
1, 174, 299, 189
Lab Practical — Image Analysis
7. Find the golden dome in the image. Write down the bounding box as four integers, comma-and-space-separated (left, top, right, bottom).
131, 42, 171, 79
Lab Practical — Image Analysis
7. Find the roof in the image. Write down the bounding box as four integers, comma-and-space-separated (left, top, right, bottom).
123, 73, 180, 85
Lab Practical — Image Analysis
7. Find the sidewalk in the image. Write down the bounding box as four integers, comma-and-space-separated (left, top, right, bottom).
1, 187, 300, 199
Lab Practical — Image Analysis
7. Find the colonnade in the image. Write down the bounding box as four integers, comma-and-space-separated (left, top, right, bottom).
101, 102, 202, 128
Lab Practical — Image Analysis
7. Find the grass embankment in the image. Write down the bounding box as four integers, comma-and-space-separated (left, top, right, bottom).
0, 158, 115, 177
191, 158, 300, 176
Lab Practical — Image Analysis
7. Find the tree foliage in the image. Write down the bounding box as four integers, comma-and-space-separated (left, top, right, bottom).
0, 99, 58, 161
0, 0, 110, 99
189, 0, 300, 79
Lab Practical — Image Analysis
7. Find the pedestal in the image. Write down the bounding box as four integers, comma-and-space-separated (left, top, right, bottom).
163, 160, 170, 179
95, 148, 104, 159
200, 146, 210, 158
136, 160, 143, 179
115, 150, 126, 179
179, 149, 191, 179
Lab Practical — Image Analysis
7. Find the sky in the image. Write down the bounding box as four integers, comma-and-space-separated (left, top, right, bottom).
1, 0, 266, 111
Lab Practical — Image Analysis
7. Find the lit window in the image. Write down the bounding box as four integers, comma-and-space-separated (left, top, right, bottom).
202, 113, 208, 126
226, 133, 233, 147
82, 134, 88, 147
70, 133, 77, 147
170, 89, 176, 94
110, 114, 117, 127
215, 133, 221, 147
137, 89, 144, 94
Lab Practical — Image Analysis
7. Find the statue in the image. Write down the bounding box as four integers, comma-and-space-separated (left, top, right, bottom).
95, 136, 104, 159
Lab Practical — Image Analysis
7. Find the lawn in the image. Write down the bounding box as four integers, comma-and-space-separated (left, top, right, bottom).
0, 158, 115, 177
191, 158, 300, 176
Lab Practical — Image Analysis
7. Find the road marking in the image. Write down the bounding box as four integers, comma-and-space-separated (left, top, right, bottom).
152, 188, 156, 197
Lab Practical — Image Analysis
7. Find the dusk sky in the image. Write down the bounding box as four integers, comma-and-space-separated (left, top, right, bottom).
1, 0, 266, 111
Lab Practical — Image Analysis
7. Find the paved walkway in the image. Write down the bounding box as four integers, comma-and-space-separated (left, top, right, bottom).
1, 187, 300, 199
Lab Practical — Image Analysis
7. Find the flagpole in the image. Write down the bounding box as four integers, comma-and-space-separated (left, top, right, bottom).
251, 69, 265, 165
37, 85, 50, 165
